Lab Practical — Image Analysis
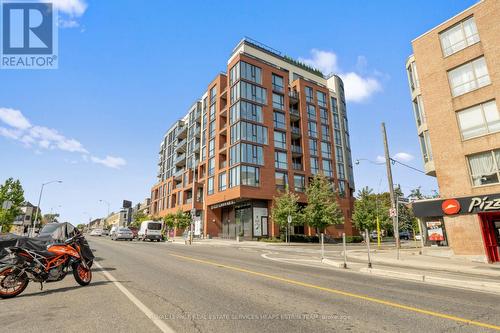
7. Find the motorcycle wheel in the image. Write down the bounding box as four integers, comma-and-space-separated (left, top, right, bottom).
0, 267, 29, 299
73, 263, 92, 286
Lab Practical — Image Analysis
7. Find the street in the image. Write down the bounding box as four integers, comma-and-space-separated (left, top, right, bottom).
2, 237, 500, 332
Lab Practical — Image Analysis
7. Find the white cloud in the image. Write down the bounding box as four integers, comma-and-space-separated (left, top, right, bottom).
90, 156, 127, 169
0, 107, 126, 169
50, 0, 87, 16
376, 155, 386, 164
393, 152, 415, 162
298, 50, 383, 103
0, 108, 32, 130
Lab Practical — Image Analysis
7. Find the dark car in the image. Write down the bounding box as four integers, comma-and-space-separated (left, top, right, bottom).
128, 227, 138, 239
399, 230, 412, 240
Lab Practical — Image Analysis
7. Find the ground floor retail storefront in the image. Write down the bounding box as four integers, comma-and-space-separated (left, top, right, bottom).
413, 193, 500, 263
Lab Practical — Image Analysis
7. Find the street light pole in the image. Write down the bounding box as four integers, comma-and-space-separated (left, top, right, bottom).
381, 123, 400, 258
99, 199, 111, 228
31, 180, 62, 237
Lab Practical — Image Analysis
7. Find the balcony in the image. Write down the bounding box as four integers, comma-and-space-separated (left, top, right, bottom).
175, 182, 183, 190
289, 90, 299, 105
175, 138, 187, 152
220, 123, 227, 135
291, 127, 301, 139
173, 169, 184, 181
290, 107, 300, 121
291, 145, 302, 156
220, 160, 227, 169
175, 153, 186, 167
177, 125, 188, 139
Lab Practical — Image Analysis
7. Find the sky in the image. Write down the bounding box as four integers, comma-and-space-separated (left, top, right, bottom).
0, 0, 479, 224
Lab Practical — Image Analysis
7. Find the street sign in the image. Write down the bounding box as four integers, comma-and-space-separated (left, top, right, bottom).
287, 215, 292, 224
389, 208, 397, 217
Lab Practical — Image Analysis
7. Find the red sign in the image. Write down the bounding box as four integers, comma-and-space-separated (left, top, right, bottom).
442, 199, 461, 215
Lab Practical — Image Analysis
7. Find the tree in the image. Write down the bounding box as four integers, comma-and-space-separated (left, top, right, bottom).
304, 174, 344, 233
271, 186, 303, 235
130, 210, 149, 228
352, 187, 377, 232
42, 213, 59, 225
163, 213, 176, 231
173, 210, 191, 230
0, 178, 25, 233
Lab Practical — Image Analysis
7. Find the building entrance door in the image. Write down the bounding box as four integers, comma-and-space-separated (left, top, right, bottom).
480, 213, 500, 263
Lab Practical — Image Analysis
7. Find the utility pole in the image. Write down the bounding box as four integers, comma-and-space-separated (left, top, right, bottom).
381, 123, 400, 258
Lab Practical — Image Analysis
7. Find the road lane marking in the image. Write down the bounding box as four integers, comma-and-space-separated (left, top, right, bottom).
169, 253, 500, 331
93, 261, 175, 333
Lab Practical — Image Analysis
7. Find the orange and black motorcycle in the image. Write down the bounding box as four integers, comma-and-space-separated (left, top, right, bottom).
0, 232, 93, 299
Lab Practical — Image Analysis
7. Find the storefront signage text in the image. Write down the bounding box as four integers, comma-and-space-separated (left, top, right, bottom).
468, 196, 500, 213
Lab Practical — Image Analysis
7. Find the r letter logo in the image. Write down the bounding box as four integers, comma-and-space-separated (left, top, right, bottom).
1, 1, 58, 69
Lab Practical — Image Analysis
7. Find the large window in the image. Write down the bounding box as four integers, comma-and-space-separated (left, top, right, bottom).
272, 74, 284, 93
320, 108, 328, 124
240, 61, 262, 84
207, 177, 214, 195
308, 121, 317, 138
274, 131, 286, 149
273, 93, 284, 110
337, 163, 345, 180
209, 120, 216, 139
321, 124, 330, 140
229, 166, 240, 188
335, 145, 344, 163
241, 165, 260, 186
307, 104, 316, 120
230, 101, 263, 124
294, 174, 305, 192
309, 139, 318, 156
230, 143, 264, 166
273, 111, 286, 129
229, 62, 240, 86
218, 172, 227, 191
448, 57, 490, 97
419, 131, 433, 163
208, 157, 215, 176
310, 157, 319, 175
440, 17, 480, 57
275, 151, 288, 169
322, 159, 333, 177
413, 95, 426, 127
208, 139, 215, 157
321, 141, 332, 159
317, 91, 327, 107
468, 150, 500, 186
230, 121, 268, 145
210, 87, 217, 105
305, 86, 314, 103
275, 172, 288, 191
457, 100, 500, 140
240, 81, 267, 104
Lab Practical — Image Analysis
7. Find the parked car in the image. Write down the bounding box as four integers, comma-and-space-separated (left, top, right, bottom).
101, 229, 110, 236
370, 231, 379, 240
399, 230, 412, 240
128, 227, 138, 239
138, 220, 163, 242
90, 229, 103, 236
415, 234, 422, 241
111, 227, 133, 241
110, 226, 118, 238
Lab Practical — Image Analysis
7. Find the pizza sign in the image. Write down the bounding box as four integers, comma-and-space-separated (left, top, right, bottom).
442, 199, 460, 215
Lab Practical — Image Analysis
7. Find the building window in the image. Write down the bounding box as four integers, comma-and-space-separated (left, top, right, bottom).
448, 57, 490, 97
294, 174, 305, 192
230, 143, 264, 166
209, 103, 216, 119
230, 121, 268, 145
273, 111, 286, 129
210, 87, 217, 105
338, 180, 346, 197
208, 139, 215, 157
230, 83, 240, 104
305, 86, 314, 103
337, 163, 345, 179
331, 96, 338, 114
274, 131, 286, 149
317, 91, 326, 107
310, 157, 319, 175
407, 61, 419, 91
467, 150, 500, 187
207, 177, 214, 195
321, 124, 330, 140
208, 157, 215, 176
240, 61, 262, 84
457, 100, 499, 140
275, 172, 288, 191
272, 74, 284, 93
275, 151, 288, 169
440, 16, 480, 57
321, 141, 332, 159
240, 81, 267, 105
272, 93, 284, 110
307, 104, 316, 120
230, 101, 263, 124
320, 108, 328, 124
335, 145, 344, 163
322, 159, 333, 177
309, 139, 318, 156
229, 62, 240, 86
241, 165, 260, 186
229, 166, 240, 188
413, 95, 426, 127
219, 172, 227, 191
308, 121, 317, 138
334, 129, 342, 145
419, 131, 433, 162
209, 120, 216, 139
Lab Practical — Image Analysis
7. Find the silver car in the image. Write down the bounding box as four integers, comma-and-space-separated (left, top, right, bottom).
111, 227, 133, 241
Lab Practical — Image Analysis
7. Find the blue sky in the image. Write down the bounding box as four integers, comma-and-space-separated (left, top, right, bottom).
0, 0, 478, 224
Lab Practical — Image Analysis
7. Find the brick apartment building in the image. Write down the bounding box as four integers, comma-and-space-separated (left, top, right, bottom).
151, 38, 355, 239
407, 0, 500, 262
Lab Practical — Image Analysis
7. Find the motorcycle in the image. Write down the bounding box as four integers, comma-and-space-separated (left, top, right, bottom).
0, 231, 93, 299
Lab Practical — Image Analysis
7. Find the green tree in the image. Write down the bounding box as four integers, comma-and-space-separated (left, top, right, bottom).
173, 210, 191, 230
43, 213, 59, 225
130, 210, 149, 228
304, 174, 344, 233
163, 213, 176, 231
271, 186, 303, 235
0, 178, 25, 232
352, 187, 377, 232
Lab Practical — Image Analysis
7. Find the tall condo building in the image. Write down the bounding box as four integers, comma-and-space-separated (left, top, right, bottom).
408, 0, 500, 262
151, 38, 355, 239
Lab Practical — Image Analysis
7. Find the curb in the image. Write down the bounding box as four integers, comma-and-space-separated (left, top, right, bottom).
360, 268, 424, 282
321, 258, 345, 268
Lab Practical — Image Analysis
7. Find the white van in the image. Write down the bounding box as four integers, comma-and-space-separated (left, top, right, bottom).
138, 220, 163, 242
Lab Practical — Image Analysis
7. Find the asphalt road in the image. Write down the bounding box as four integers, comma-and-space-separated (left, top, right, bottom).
2, 237, 500, 332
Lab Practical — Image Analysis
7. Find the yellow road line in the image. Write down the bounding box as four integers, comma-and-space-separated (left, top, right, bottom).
169, 253, 500, 331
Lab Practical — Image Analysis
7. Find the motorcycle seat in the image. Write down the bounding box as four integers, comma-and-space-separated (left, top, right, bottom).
33, 250, 56, 258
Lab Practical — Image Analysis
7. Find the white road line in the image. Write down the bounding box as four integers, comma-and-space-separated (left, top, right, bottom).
93, 261, 175, 333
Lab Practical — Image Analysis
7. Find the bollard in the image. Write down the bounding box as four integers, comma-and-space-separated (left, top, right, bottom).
321, 233, 324, 260
342, 232, 347, 269
365, 229, 372, 268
